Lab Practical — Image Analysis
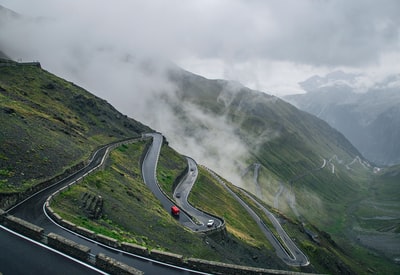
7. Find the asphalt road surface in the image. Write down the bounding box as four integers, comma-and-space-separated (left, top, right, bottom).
173, 157, 223, 230
241, 191, 309, 266
142, 133, 223, 231
0, 225, 105, 275
4, 137, 204, 275
205, 167, 309, 267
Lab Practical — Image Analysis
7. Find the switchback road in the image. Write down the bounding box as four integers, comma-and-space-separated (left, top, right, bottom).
173, 157, 223, 230
205, 167, 309, 267
5, 137, 202, 275
142, 133, 223, 231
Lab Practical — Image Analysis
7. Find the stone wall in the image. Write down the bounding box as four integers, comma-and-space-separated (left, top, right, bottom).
186, 258, 312, 275
0, 211, 145, 274
47, 232, 91, 261
4, 215, 44, 241
95, 253, 143, 275
121, 242, 149, 257
96, 233, 120, 248
150, 249, 184, 265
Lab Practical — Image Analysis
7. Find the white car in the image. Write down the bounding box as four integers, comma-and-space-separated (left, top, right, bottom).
207, 219, 215, 227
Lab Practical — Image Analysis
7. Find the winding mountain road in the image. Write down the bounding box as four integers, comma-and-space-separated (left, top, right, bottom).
143, 133, 223, 231
144, 133, 308, 266
5, 137, 203, 275
173, 157, 223, 230
205, 167, 309, 267
2, 132, 309, 272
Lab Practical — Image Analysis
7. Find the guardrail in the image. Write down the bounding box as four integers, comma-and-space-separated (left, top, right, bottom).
1, 208, 316, 275
0, 209, 143, 275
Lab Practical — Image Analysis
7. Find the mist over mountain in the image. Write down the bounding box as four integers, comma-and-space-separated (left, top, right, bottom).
1, 3, 399, 270
0, 50, 9, 60
285, 71, 400, 166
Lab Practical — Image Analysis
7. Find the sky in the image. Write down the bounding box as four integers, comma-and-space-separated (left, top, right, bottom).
1, 0, 399, 96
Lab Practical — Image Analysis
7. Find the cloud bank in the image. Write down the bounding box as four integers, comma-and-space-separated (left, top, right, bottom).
0, 0, 399, 183
1, 0, 399, 95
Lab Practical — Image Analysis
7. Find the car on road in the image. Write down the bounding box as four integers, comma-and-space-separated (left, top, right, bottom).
207, 219, 215, 227
171, 205, 180, 216
175, 192, 181, 198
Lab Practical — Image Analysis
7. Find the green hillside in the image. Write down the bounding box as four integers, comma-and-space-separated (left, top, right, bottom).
0, 60, 150, 194
52, 140, 371, 273
1, 59, 398, 273
165, 68, 399, 272
166, 69, 364, 220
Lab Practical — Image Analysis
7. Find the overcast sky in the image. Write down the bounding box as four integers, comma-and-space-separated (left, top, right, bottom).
1, 0, 399, 95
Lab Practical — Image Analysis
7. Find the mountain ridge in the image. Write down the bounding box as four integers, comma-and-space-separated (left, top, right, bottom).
0, 59, 150, 193
285, 71, 400, 166
1, 54, 399, 273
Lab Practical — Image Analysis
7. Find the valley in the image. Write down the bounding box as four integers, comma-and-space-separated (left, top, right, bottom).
1, 58, 399, 274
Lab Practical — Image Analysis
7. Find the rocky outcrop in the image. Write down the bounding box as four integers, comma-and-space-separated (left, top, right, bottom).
80, 192, 103, 219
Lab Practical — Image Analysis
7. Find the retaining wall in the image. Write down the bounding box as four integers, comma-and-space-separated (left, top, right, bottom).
4, 215, 44, 241
96, 233, 120, 248
121, 242, 149, 257
0, 211, 145, 274
150, 249, 184, 265
186, 258, 312, 275
95, 253, 143, 275
47, 232, 91, 261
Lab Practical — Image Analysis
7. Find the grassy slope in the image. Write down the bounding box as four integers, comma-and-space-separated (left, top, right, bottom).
51, 141, 222, 259
168, 70, 364, 214
52, 141, 289, 269
0, 61, 149, 192
156, 143, 188, 198
189, 169, 365, 274
2, 60, 397, 272
156, 144, 297, 269
168, 70, 400, 273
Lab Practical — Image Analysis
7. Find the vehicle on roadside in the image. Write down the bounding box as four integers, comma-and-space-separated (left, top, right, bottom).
207, 219, 215, 227
175, 192, 181, 198
171, 205, 180, 216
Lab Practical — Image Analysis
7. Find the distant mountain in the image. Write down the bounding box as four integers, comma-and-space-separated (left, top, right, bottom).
285, 71, 400, 166
153, 67, 373, 224
161, 68, 399, 269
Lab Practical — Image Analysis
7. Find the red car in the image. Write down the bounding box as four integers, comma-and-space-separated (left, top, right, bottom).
171, 205, 180, 216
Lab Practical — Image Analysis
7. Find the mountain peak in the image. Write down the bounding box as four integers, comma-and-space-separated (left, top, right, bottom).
299, 70, 361, 93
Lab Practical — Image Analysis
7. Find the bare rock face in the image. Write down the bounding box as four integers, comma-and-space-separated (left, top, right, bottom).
80, 192, 103, 219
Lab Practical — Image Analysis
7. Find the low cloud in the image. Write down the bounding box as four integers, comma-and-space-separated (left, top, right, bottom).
0, 0, 399, 186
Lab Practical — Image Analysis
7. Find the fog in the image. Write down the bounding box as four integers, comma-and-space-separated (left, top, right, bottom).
1, 0, 399, 95
0, 0, 399, 184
